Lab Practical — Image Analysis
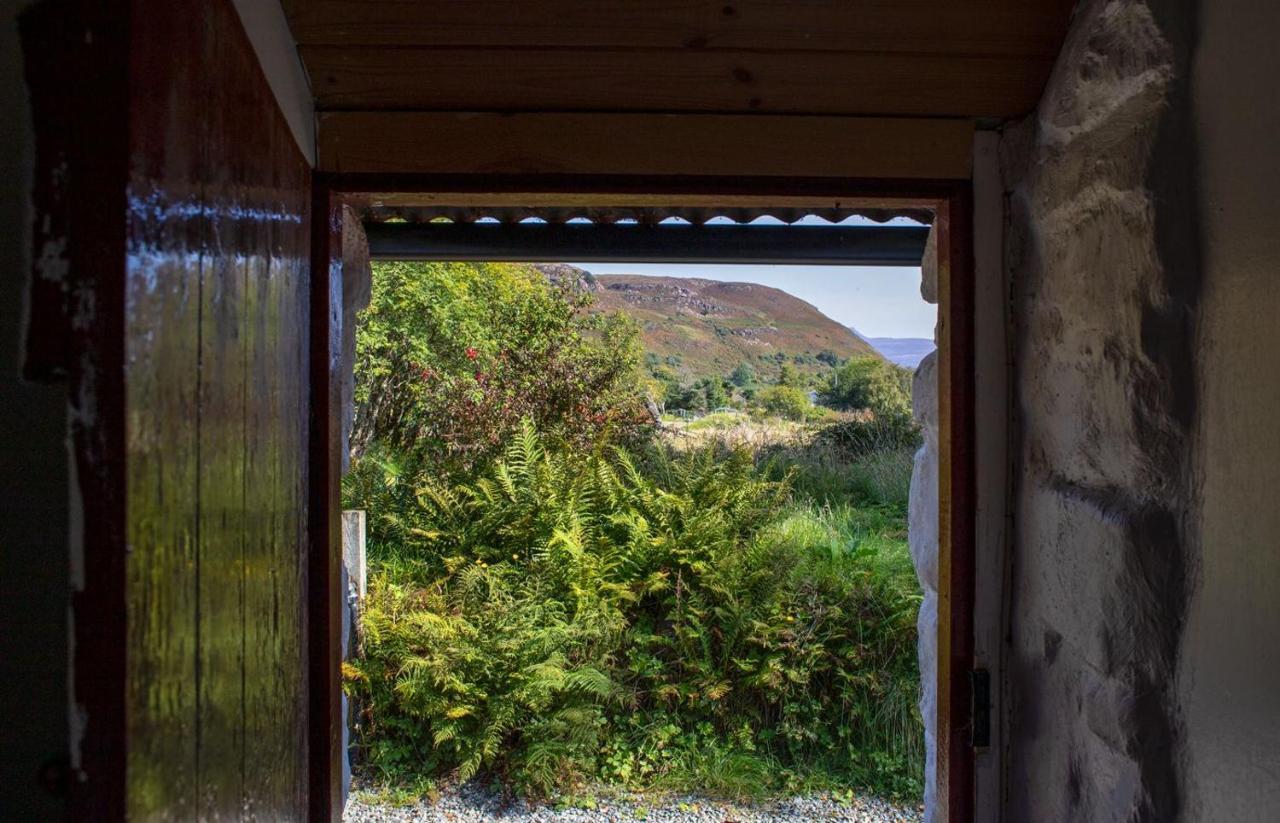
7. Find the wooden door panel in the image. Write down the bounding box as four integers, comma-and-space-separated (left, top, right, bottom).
124, 0, 312, 818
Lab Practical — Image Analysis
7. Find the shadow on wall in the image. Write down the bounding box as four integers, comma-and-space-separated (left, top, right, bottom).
0, 2, 71, 820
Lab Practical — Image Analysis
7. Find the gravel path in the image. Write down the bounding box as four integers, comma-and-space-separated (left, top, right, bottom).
344, 783, 924, 823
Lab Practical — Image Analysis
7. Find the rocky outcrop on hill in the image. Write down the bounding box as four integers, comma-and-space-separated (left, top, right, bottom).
586, 273, 880, 382
531, 263, 600, 293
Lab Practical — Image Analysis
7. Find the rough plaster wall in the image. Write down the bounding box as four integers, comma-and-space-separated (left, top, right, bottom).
909, 349, 939, 823
1179, 0, 1280, 818
909, 223, 939, 821
1002, 1, 1201, 820
341, 207, 372, 473
0, 2, 70, 818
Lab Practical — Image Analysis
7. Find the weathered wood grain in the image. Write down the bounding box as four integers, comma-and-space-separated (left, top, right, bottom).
284, 0, 1074, 58
935, 186, 976, 823
302, 45, 1052, 118
125, 3, 207, 818
124, 0, 311, 819
318, 112, 974, 178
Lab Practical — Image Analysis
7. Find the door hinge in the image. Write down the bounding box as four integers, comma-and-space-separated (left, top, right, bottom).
971, 668, 991, 750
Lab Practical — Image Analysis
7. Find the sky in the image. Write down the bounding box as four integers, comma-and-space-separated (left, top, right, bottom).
572, 215, 934, 339
576, 262, 935, 339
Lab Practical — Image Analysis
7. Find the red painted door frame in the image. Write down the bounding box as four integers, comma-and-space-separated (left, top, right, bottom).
307, 173, 976, 823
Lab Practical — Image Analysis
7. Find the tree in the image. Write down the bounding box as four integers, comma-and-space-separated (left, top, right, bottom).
702, 378, 729, 409
758, 385, 811, 421
816, 349, 840, 367
352, 261, 649, 472
822, 356, 912, 422
730, 362, 755, 388
664, 382, 705, 413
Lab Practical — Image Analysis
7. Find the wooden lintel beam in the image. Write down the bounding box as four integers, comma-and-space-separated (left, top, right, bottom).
302, 46, 1049, 118
284, 0, 1075, 58
318, 112, 974, 180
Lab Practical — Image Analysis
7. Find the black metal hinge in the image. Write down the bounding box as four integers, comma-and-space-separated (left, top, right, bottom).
971, 668, 991, 750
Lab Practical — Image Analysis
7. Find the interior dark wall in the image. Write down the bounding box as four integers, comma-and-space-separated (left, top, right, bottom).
1180, 0, 1280, 818
0, 1, 69, 819
123, 0, 312, 818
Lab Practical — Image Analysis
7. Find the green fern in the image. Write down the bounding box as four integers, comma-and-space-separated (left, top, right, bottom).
346, 421, 923, 798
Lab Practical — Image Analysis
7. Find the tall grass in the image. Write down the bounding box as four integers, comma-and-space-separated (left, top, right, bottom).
758, 502, 922, 788
663, 412, 918, 512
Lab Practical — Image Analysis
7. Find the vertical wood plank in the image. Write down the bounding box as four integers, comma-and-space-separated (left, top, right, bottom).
245, 97, 313, 819
970, 131, 1008, 823
282, 153, 314, 817
121, 0, 314, 818
197, 95, 249, 818
124, 1, 209, 817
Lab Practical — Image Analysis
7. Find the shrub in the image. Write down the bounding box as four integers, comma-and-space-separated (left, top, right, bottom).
351, 261, 651, 474
757, 385, 812, 421
347, 423, 922, 799
353, 565, 618, 793
822, 356, 913, 422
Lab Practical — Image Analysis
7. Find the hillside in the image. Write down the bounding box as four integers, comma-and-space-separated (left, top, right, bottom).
580, 271, 881, 384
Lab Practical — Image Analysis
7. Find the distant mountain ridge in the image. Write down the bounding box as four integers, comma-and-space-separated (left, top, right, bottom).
559, 269, 882, 383
865, 336, 935, 369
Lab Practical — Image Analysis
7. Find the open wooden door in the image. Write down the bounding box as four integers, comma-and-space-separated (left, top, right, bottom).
22, 1, 314, 818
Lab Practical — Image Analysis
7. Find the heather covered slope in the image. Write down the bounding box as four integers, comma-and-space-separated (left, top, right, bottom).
588, 273, 881, 383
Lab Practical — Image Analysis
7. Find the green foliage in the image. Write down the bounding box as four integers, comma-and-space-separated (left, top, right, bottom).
702, 378, 730, 410
351, 261, 650, 473
663, 382, 706, 414
757, 385, 812, 421
347, 262, 925, 803
348, 423, 922, 800
757, 436, 916, 512
812, 415, 922, 462
822, 357, 913, 424
662, 377, 734, 414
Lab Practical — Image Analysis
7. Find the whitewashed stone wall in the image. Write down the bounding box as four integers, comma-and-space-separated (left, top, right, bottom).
1001, 1, 1200, 819
341, 207, 372, 473
908, 224, 939, 822
908, 349, 939, 823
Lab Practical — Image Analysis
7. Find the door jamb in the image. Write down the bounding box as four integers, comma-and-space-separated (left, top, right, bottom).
307, 173, 976, 823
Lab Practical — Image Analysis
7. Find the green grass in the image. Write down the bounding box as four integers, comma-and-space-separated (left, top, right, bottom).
682, 410, 748, 431
780, 445, 916, 511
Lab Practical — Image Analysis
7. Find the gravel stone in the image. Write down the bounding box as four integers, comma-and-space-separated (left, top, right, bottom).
344, 783, 924, 823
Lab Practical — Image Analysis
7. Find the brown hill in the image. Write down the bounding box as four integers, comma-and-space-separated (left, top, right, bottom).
583, 272, 881, 384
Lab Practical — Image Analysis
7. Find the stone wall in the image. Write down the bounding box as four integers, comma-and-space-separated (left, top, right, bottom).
1002, 0, 1280, 818
1001, 1, 1201, 820
908, 348, 939, 823
341, 207, 372, 473
907, 222, 939, 821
